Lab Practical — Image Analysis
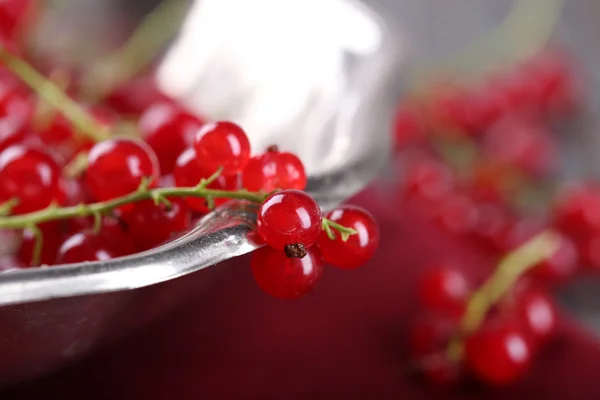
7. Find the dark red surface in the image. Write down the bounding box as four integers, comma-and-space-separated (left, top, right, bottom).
3, 186, 600, 399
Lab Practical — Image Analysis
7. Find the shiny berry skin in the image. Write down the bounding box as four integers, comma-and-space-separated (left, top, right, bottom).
257, 190, 322, 251
242, 149, 306, 192
138, 102, 203, 174
57, 231, 127, 264
464, 320, 532, 386
173, 147, 239, 213
0, 115, 27, 152
507, 289, 558, 349
250, 245, 323, 299
17, 221, 63, 266
317, 205, 379, 269
86, 138, 160, 202
193, 121, 251, 176
409, 314, 461, 387
418, 266, 469, 316
0, 145, 61, 214
121, 199, 191, 251
531, 233, 579, 284
553, 184, 600, 240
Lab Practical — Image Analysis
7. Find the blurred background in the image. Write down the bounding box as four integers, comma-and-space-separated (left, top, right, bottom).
3, 0, 600, 398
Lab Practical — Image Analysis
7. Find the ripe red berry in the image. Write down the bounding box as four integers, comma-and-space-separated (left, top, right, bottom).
17, 221, 63, 266
242, 148, 306, 192
317, 205, 379, 269
257, 189, 322, 252
193, 121, 251, 176
418, 266, 469, 316
250, 245, 323, 299
0, 0, 35, 39
57, 231, 127, 264
173, 147, 239, 213
0, 145, 61, 214
0, 114, 27, 152
0, 81, 33, 120
121, 199, 191, 251
86, 138, 160, 202
506, 289, 558, 349
435, 193, 477, 235
553, 184, 600, 240
531, 232, 579, 284
393, 105, 426, 149
138, 102, 203, 174
402, 158, 454, 202
104, 73, 171, 116
464, 320, 533, 386
409, 313, 462, 387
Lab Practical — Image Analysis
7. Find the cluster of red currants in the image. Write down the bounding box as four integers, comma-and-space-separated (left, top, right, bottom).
0, 0, 380, 300
394, 48, 590, 387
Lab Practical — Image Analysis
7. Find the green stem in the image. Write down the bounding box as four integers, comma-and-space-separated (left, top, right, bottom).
0, 46, 110, 142
322, 219, 358, 241
447, 230, 560, 360
81, 0, 188, 101
29, 224, 44, 267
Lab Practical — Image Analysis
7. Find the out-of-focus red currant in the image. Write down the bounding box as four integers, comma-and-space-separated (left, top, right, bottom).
531, 232, 579, 284
250, 245, 323, 299
138, 102, 203, 174
257, 189, 322, 252
57, 231, 127, 264
0, 81, 33, 119
0, 0, 35, 39
317, 205, 379, 269
435, 193, 477, 235
121, 199, 191, 251
393, 104, 426, 149
402, 158, 454, 201
482, 116, 558, 177
505, 289, 558, 350
409, 313, 462, 387
104, 73, 171, 116
85, 138, 160, 202
173, 147, 239, 213
418, 266, 469, 316
193, 121, 251, 176
553, 184, 600, 240
0, 145, 61, 214
242, 148, 306, 192
464, 320, 533, 386
0, 115, 26, 152
0, 255, 24, 271
17, 221, 63, 266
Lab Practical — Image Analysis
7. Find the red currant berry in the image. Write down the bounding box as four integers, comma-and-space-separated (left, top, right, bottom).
402, 158, 454, 202
121, 199, 191, 251
138, 102, 203, 174
57, 231, 127, 264
105, 73, 171, 116
409, 314, 462, 387
553, 184, 600, 240
173, 147, 239, 213
193, 121, 250, 176
0, 114, 27, 152
481, 116, 558, 177
435, 193, 477, 234
317, 205, 379, 269
0, 81, 33, 119
507, 289, 558, 349
250, 245, 323, 299
418, 266, 469, 316
0, 145, 61, 214
242, 148, 306, 192
464, 320, 532, 386
257, 189, 322, 252
393, 104, 426, 149
17, 221, 63, 266
86, 138, 160, 202
0, 255, 24, 271
531, 232, 579, 284
0, 0, 35, 39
